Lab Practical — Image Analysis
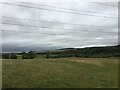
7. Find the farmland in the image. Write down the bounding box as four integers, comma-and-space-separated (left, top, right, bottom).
2, 57, 118, 88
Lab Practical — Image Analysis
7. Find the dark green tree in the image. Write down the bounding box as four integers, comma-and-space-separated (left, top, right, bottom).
46, 51, 50, 59
10, 53, 17, 59
22, 51, 36, 59
114, 53, 120, 57
28, 51, 36, 59
22, 52, 27, 59
2, 53, 10, 59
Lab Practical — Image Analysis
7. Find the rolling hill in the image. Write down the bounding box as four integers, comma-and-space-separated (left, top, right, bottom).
49, 45, 120, 58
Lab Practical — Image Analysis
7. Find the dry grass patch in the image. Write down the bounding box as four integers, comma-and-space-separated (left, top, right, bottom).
69, 59, 104, 67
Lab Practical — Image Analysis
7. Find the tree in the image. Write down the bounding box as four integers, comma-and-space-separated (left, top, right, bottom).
114, 53, 120, 57
28, 51, 36, 59
22, 52, 27, 59
10, 53, 17, 59
2, 53, 10, 59
46, 51, 50, 59
22, 51, 36, 59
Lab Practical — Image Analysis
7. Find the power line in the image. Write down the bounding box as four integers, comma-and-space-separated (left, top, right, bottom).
2, 16, 117, 28
89, 2, 118, 7
2, 29, 63, 35
2, 29, 117, 38
0, 2, 119, 19
21, 2, 118, 16
2, 30, 116, 47
2, 29, 116, 36
80, 0, 118, 7
1, 22, 84, 31
1, 22, 117, 34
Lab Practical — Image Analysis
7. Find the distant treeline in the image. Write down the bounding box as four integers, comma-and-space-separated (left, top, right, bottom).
1, 45, 120, 59
2, 51, 36, 59
2, 53, 17, 59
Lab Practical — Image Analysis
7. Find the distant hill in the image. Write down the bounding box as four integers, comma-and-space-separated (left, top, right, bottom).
49, 45, 120, 58
59, 48, 76, 50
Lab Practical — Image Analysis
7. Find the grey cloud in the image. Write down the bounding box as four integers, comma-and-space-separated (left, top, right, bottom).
2, 1, 118, 52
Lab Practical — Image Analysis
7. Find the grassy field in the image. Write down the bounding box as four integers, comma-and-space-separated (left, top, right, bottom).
2, 57, 118, 88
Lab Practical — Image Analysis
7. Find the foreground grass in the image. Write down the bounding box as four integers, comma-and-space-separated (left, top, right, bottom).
2, 58, 118, 88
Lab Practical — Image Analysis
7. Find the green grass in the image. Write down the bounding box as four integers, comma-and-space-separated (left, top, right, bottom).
35, 54, 46, 59
2, 58, 118, 88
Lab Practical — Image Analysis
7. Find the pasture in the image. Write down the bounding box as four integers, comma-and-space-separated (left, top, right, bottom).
2, 57, 118, 88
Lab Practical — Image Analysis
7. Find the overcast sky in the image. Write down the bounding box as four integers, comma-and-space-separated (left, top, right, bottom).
1, 1, 118, 52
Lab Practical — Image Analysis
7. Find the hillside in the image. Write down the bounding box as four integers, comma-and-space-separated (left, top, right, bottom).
49, 45, 120, 58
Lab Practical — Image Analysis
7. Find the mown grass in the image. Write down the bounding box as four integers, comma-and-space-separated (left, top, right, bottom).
2, 58, 118, 88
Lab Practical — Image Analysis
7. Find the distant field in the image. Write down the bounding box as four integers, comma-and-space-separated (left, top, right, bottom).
2, 58, 118, 88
